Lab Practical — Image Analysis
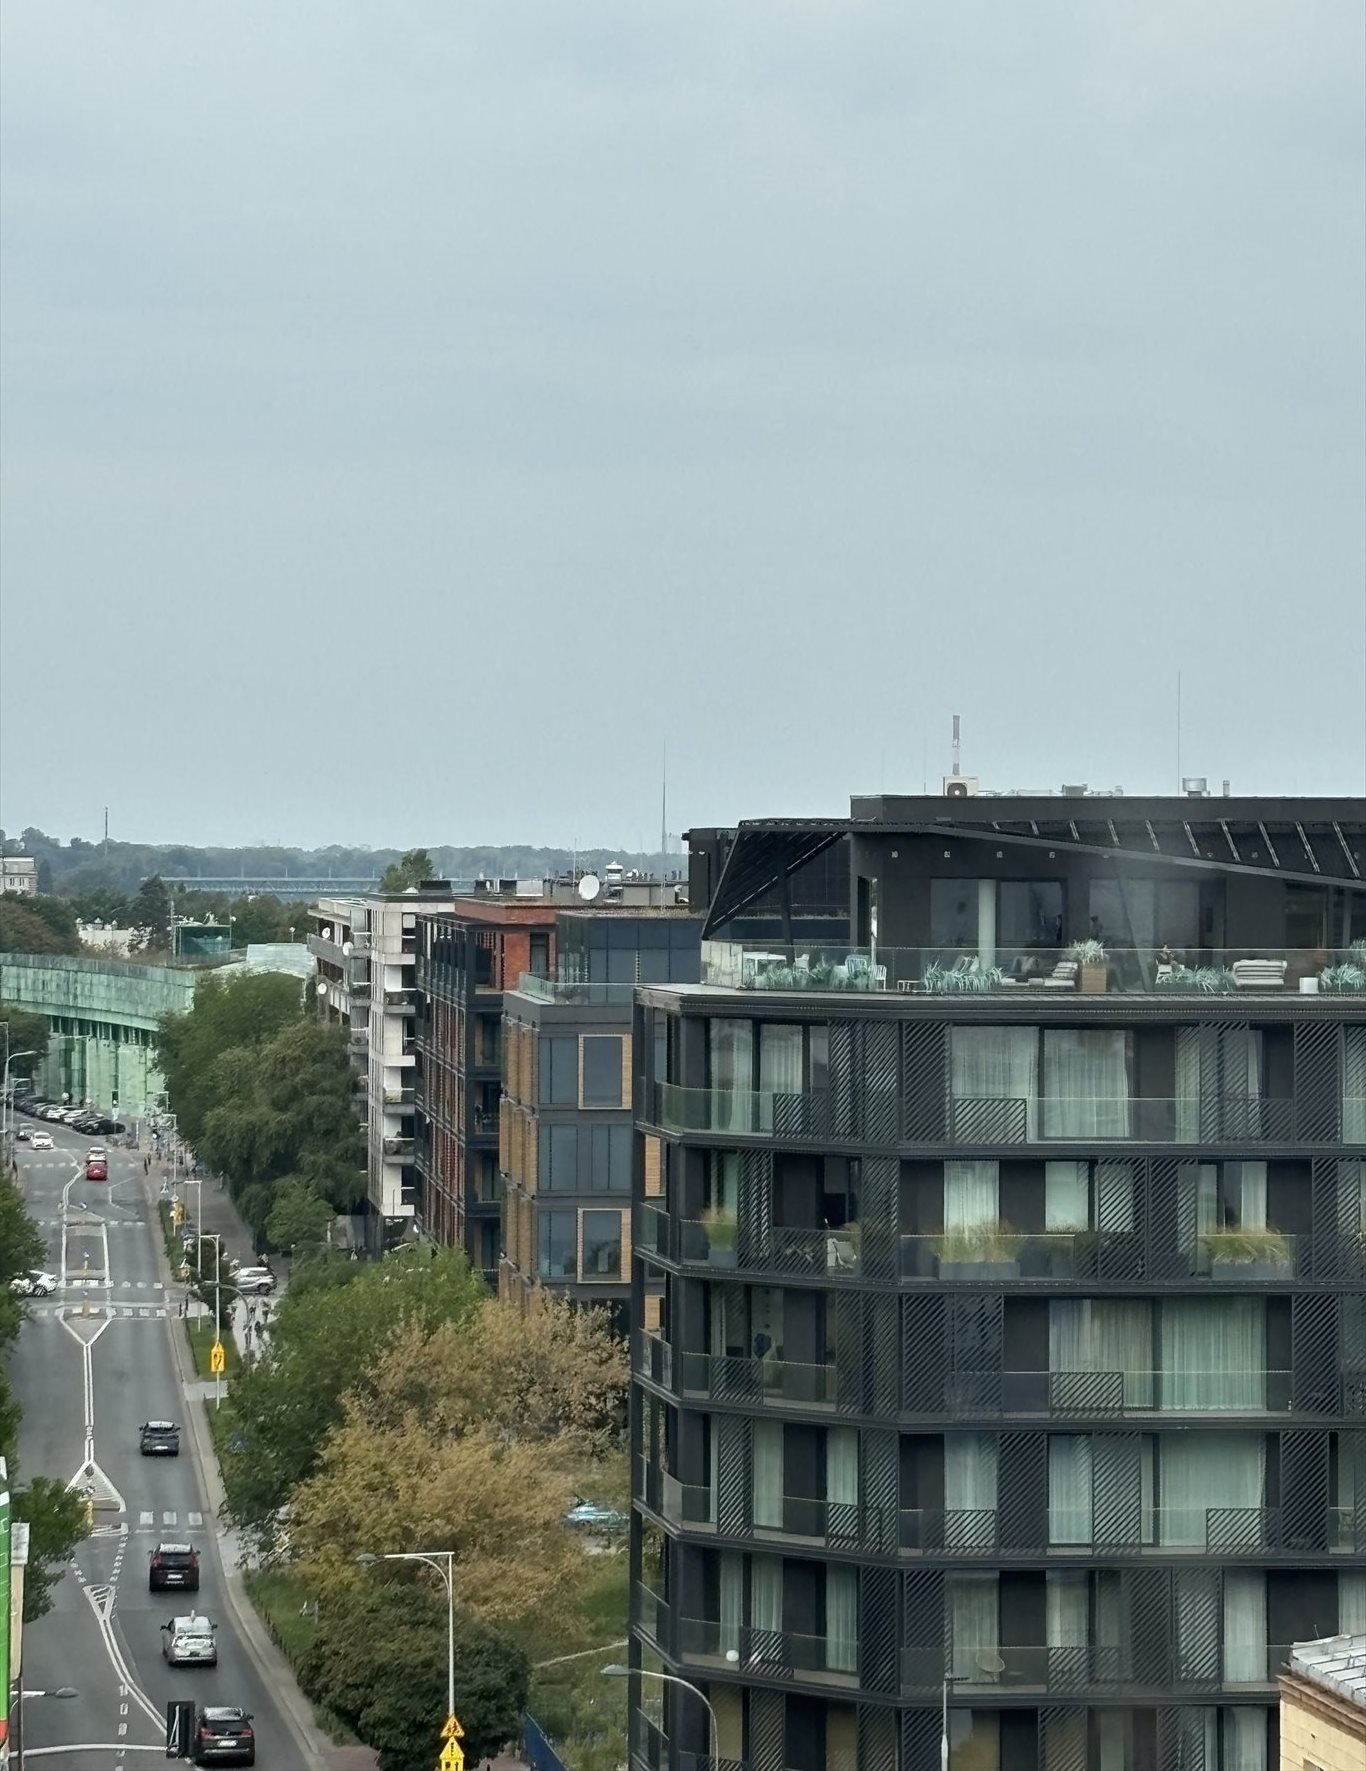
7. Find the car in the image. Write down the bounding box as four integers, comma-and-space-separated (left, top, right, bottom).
15, 1125, 30, 1142
233, 1267, 277, 1296
564, 1498, 630, 1533
148, 1542, 200, 1592
86, 1158, 108, 1182
161, 1612, 218, 1667
30, 1132, 53, 1150
87, 1143, 106, 1157
41, 1107, 65, 1121
10, 1270, 58, 1298
192, 1706, 255, 1766
62, 1108, 87, 1124
140, 1420, 180, 1456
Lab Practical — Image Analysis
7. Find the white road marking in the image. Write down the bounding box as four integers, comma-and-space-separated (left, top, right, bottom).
138, 1510, 154, 1526
162, 1510, 177, 1525
23, 1748, 166, 1758
82, 1566, 162, 1731
187, 1510, 203, 1527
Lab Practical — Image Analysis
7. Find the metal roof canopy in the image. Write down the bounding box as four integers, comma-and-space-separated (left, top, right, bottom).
702, 814, 1364, 938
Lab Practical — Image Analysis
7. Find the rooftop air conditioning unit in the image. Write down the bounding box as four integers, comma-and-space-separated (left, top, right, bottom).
943, 775, 979, 798
1182, 777, 1209, 798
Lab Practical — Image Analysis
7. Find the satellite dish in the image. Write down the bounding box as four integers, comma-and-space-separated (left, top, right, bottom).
316, 982, 329, 1000
578, 873, 602, 902
321, 926, 333, 941
341, 941, 353, 957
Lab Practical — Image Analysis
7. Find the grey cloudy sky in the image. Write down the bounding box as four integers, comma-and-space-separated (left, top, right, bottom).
2, 1, 1363, 850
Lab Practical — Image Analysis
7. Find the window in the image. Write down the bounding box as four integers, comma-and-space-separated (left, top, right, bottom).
581, 1209, 622, 1279
540, 1125, 579, 1192
539, 1036, 577, 1106
589, 1123, 632, 1192
581, 1035, 624, 1107
528, 932, 551, 977
537, 1209, 575, 1279
1043, 1029, 1133, 1139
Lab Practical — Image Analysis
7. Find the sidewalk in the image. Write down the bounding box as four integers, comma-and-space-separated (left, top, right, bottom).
166, 1159, 278, 1362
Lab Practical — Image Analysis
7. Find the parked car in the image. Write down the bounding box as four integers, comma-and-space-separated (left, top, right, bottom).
161, 1612, 218, 1667
140, 1420, 180, 1456
30, 1132, 53, 1150
148, 1543, 200, 1592
192, 1707, 255, 1766
41, 1107, 66, 1121
564, 1498, 629, 1533
10, 1271, 58, 1297
233, 1267, 277, 1296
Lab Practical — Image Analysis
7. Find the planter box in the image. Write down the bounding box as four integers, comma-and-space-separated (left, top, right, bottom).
706, 1245, 738, 1268
1210, 1258, 1289, 1281
1078, 964, 1108, 996
939, 1259, 1020, 1282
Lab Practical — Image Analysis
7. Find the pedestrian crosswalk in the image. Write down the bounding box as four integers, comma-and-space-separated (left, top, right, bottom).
27, 1303, 168, 1320
136, 1510, 205, 1528
33, 1216, 151, 1230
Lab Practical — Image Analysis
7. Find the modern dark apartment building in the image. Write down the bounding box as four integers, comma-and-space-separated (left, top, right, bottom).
500, 902, 702, 1329
415, 896, 557, 1272
630, 794, 1365, 1771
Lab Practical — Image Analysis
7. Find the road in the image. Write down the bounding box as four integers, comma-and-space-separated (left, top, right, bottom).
10, 1122, 319, 1769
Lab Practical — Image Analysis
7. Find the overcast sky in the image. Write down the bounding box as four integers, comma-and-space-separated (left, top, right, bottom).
1, 2, 1363, 851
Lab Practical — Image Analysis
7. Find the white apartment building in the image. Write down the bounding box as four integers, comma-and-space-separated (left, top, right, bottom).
1, 856, 39, 895
309, 886, 457, 1246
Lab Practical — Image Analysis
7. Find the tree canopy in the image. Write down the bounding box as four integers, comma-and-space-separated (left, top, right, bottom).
379, 848, 435, 893
13, 1478, 88, 1620
0, 1002, 50, 1073
0, 898, 78, 955
128, 874, 173, 951
301, 1582, 528, 1770
217, 1249, 486, 1542
157, 969, 304, 1147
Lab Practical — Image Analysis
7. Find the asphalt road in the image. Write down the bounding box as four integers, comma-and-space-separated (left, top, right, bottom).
11, 1123, 314, 1769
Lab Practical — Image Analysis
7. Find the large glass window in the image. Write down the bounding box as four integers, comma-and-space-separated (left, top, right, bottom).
581, 1035, 624, 1107
1050, 1300, 1153, 1409
930, 881, 978, 954
537, 1209, 576, 1279
950, 1027, 1038, 1139
1346, 1027, 1366, 1144
997, 880, 1063, 951
1043, 1029, 1133, 1139
708, 1020, 754, 1134
581, 1209, 622, 1279
588, 1124, 632, 1192
1160, 1297, 1264, 1411
539, 1036, 577, 1107
539, 1125, 579, 1192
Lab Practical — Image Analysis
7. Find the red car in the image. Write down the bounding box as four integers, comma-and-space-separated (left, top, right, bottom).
86, 1158, 108, 1182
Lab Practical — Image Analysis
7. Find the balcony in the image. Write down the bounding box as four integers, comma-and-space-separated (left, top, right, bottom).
383, 1087, 415, 1107
901, 1642, 1293, 1697
384, 989, 416, 1013
471, 1107, 499, 1139
645, 1083, 1318, 1147
348, 1028, 369, 1053
382, 1137, 414, 1160
514, 974, 640, 1006
911, 1367, 1296, 1420
677, 1616, 858, 1688
702, 940, 1366, 1000
676, 1349, 842, 1410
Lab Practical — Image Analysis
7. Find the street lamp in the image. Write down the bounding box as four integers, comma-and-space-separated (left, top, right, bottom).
357, 1549, 456, 1725
940, 1671, 971, 1771
601, 1662, 735, 1771
2, 1048, 37, 1142
196, 1231, 227, 1409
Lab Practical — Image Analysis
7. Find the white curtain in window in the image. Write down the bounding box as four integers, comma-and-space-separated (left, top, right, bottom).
1048, 1436, 1093, 1544
1179, 1163, 1220, 1257
1235, 1161, 1268, 1229
1161, 1297, 1263, 1411
827, 1427, 859, 1538
1043, 1029, 1133, 1140
950, 1027, 1038, 1138
709, 1283, 745, 1357
1050, 1300, 1153, 1410
719, 1551, 743, 1657
1341, 1571, 1366, 1633
945, 1161, 1000, 1231
709, 1021, 754, 1133
1223, 1706, 1268, 1771
753, 1421, 783, 1530
948, 1574, 998, 1682
1223, 1570, 1267, 1682
1159, 1431, 1264, 1548
750, 1554, 782, 1633
945, 1433, 998, 1547
1046, 1572, 1088, 1647
1335, 1433, 1361, 1554
1176, 1027, 1202, 1144
758, 1025, 803, 1132
1045, 1161, 1089, 1230
825, 1564, 858, 1674
1096, 1712, 1128, 1771
708, 1150, 740, 1215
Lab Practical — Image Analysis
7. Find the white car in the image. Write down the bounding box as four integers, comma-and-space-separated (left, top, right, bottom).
30, 1131, 54, 1150
160, 1612, 218, 1667
233, 1267, 277, 1296
11, 1271, 58, 1297
87, 1145, 106, 1160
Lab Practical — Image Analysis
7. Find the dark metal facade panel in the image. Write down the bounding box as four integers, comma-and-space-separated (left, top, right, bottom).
862, 1156, 900, 1285
864, 1021, 901, 1148
1279, 1429, 1329, 1553
1291, 1291, 1341, 1414
863, 1429, 900, 1557
748, 1688, 784, 1771
859, 1565, 900, 1695
1295, 1019, 1342, 1142
716, 1414, 750, 1536
858, 1704, 899, 1771
902, 1293, 948, 1415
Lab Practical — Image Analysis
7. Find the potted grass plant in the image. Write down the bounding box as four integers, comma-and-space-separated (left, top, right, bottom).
700, 1203, 738, 1267
936, 1221, 1020, 1281
1200, 1225, 1293, 1280
1068, 939, 1109, 995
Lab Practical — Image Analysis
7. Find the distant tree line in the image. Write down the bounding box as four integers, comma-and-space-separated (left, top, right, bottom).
2, 825, 676, 899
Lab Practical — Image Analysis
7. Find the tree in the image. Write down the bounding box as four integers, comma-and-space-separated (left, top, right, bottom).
0, 900, 68, 955
0, 1002, 50, 1074
196, 1018, 366, 1241
0, 1173, 46, 1452
379, 848, 435, 894
302, 1582, 527, 1769
68, 886, 132, 925
217, 1250, 484, 1541
156, 970, 304, 1147
12, 1477, 88, 1619
265, 1178, 335, 1255
128, 874, 173, 951
13, 895, 80, 952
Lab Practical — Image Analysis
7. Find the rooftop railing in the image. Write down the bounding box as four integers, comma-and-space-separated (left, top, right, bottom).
701, 941, 1366, 998
513, 975, 639, 1005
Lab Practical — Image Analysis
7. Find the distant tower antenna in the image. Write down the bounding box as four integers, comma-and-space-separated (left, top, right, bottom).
660, 740, 668, 862
1176, 672, 1183, 793
951, 714, 962, 780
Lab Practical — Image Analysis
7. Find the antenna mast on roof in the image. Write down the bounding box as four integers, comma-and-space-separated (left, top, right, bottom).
952, 714, 961, 780
660, 740, 668, 861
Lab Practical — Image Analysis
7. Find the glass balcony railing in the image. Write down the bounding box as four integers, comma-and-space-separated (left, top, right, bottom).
900, 1641, 1293, 1695
916, 1368, 1295, 1418
643, 1083, 1339, 1146
702, 941, 1366, 999
677, 1617, 858, 1683
677, 1349, 842, 1409
1329, 1507, 1366, 1553
513, 974, 640, 1005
